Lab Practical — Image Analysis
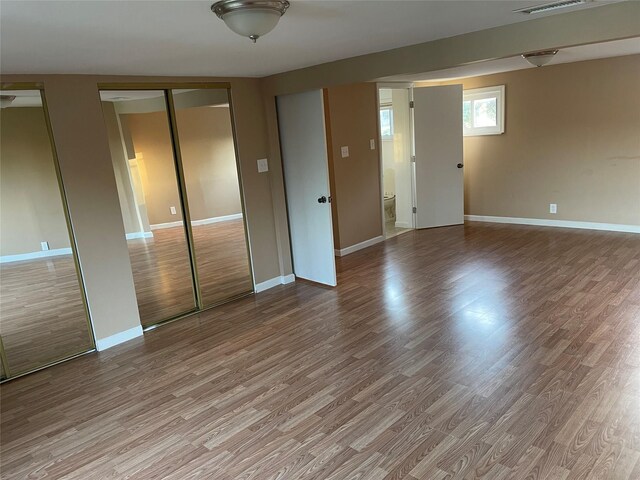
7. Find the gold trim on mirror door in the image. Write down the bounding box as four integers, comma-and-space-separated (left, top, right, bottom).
97, 82, 231, 91
40, 88, 97, 351
165, 90, 203, 310
0, 82, 44, 91
226, 88, 257, 293
0, 335, 11, 379
0, 84, 96, 381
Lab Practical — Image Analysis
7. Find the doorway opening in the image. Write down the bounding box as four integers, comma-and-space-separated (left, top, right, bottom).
378, 87, 414, 239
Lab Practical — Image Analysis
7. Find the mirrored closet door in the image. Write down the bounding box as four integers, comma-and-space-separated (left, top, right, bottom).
172, 89, 253, 308
100, 90, 198, 327
0, 89, 95, 379
100, 87, 253, 328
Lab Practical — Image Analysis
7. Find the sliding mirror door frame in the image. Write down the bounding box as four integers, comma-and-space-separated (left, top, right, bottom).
98, 83, 255, 327
100, 88, 200, 326
0, 83, 96, 381
221, 89, 255, 303
170, 88, 255, 309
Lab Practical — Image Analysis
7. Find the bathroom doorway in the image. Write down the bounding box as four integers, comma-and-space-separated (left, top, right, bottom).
378, 86, 414, 239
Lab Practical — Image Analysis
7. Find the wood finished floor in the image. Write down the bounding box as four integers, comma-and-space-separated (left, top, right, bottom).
0, 220, 252, 375
128, 220, 252, 326
0, 254, 92, 376
1, 223, 640, 479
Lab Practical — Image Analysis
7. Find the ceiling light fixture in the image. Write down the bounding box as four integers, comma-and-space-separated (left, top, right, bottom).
0, 95, 16, 108
522, 50, 559, 67
211, 0, 290, 43
514, 0, 588, 15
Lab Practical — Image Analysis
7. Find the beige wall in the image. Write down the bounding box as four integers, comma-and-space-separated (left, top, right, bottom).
124, 106, 242, 225
260, 2, 640, 274
124, 110, 183, 225
421, 55, 640, 225
381, 140, 395, 195
0, 107, 71, 256
38, 77, 141, 341
177, 106, 242, 222
324, 83, 383, 249
102, 101, 148, 235
1, 74, 283, 344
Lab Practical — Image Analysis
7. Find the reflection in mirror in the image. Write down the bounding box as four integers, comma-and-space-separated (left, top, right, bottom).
0, 90, 94, 377
100, 90, 196, 326
172, 89, 253, 307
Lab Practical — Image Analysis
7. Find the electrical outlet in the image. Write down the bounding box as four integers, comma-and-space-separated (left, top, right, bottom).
40, 241, 50, 251
257, 158, 269, 173
370, 139, 376, 150
170, 206, 177, 215
549, 203, 557, 214
341, 146, 349, 158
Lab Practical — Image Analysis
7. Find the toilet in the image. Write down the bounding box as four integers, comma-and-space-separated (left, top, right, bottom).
384, 194, 396, 223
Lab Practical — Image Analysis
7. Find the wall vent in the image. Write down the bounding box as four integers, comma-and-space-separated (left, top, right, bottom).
513, 0, 587, 14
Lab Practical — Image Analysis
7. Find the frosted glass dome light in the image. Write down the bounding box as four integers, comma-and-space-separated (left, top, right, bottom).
212, 0, 290, 43
522, 50, 559, 67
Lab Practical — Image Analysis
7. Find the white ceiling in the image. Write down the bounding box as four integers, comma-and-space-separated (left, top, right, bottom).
378, 37, 640, 83
0, 0, 621, 77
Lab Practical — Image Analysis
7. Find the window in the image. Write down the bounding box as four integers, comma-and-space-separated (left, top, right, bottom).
380, 106, 394, 139
463, 85, 505, 136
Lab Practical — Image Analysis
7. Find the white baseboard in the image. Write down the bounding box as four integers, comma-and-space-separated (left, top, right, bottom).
2, 231, 155, 263
192, 213, 243, 226
394, 221, 412, 229
465, 215, 640, 234
150, 213, 243, 231
335, 235, 385, 257
95, 325, 144, 351
255, 274, 296, 293
0, 247, 73, 264
125, 231, 154, 240
150, 220, 183, 230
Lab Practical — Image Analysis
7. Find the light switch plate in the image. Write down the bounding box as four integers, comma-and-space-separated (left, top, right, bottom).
370, 139, 376, 150
257, 158, 269, 173
341, 146, 349, 158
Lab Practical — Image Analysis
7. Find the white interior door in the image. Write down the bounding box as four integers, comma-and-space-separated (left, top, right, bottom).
412, 85, 464, 228
277, 90, 337, 286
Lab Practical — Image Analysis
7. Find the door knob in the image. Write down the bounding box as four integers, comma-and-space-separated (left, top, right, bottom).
317, 196, 327, 203
457, 163, 464, 168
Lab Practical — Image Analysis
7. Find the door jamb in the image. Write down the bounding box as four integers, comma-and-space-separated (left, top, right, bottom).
376, 83, 415, 237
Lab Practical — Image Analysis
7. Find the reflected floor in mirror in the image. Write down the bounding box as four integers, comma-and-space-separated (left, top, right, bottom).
0, 255, 92, 376
127, 218, 252, 325
0, 219, 253, 376
2, 223, 640, 479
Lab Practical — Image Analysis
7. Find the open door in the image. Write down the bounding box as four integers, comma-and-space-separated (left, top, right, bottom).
277, 90, 337, 286
412, 85, 464, 228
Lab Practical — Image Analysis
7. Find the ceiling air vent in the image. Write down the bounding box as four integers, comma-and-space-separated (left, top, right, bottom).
514, 0, 588, 14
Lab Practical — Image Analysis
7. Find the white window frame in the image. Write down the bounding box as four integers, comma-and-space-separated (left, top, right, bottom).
379, 105, 394, 140
463, 85, 505, 136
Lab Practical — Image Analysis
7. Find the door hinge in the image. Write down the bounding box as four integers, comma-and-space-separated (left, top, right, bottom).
412, 207, 417, 213
411, 155, 416, 163
409, 101, 414, 108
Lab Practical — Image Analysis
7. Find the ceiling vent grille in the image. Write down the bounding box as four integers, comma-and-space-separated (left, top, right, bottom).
514, 0, 588, 14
